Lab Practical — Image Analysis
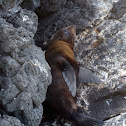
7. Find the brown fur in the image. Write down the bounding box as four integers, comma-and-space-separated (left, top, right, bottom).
46, 40, 79, 80
45, 26, 78, 119
45, 26, 103, 126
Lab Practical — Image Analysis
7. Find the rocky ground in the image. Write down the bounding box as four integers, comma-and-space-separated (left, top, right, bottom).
0, 0, 126, 126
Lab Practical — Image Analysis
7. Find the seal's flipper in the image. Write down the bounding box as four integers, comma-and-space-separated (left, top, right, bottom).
72, 112, 104, 126
79, 67, 101, 84
62, 62, 76, 97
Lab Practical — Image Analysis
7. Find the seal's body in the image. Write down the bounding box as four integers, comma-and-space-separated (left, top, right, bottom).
45, 26, 103, 126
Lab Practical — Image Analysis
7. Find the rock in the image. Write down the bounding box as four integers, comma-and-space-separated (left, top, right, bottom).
6, 92, 43, 126
0, 0, 21, 11
0, 115, 25, 126
21, 0, 40, 11
0, 44, 51, 126
7, 9, 38, 34
11, 45, 51, 106
35, 0, 66, 18
0, 4, 51, 126
75, 19, 126, 87
76, 83, 126, 120
0, 77, 20, 105
0, 0, 23, 17
104, 112, 126, 126
0, 19, 34, 53
0, 56, 20, 77
110, 0, 126, 19
74, 1, 126, 125
34, 0, 113, 49
0, 1, 38, 34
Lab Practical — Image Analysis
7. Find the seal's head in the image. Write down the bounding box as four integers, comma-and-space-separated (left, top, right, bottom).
49, 25, 76, 47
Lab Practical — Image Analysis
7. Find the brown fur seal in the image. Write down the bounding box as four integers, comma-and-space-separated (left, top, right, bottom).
45, 25, 103, 126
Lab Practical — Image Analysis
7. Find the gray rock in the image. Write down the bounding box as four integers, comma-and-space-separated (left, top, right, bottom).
110, 0, 126, 19
75, 3, 126, 125
0, 4, 51, 126
104, 112, 126, 126
0, 77, 20, 105
0, 0, 21, 11
0, 115, 25, 126
0, 56, 20, 77
7, 9, 38, 34
75, 19, 126, 87
120, 13, 126, 22
35, 0, 113, 49
0, 19, 34, 53
76, 84, 126, 120
11, 45, 51, 106
0, 44, 51, 126
6, 92, 43, 126
0, 0, 23, 17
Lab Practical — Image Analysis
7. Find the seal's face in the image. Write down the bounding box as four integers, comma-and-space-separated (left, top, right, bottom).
61, 25, 76, 46
49, 25, 76, 47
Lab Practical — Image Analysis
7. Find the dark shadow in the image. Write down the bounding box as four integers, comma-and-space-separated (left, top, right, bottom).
34, 1, 96, 50
40, 101, 62, 126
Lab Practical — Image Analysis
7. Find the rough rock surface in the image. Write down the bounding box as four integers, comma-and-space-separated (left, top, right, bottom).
0, 0, 126, 126
0, 1, 51, 126
34, 0, 113, 49
104, 112, 126, 126
0, 115, 25, 126
75, 2, 126, 123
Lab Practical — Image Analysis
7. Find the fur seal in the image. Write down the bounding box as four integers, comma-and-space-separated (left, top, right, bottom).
45, 25, 103, 126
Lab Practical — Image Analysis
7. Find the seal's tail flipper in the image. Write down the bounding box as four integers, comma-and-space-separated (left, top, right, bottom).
79, 67, 101, 85
72, 112, 104, 126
